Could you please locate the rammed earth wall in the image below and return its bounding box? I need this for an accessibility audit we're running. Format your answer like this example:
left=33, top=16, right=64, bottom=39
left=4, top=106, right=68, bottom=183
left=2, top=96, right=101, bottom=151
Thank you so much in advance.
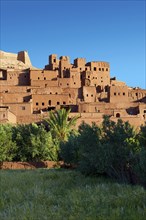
left=0, top=161, right=63, bottom=169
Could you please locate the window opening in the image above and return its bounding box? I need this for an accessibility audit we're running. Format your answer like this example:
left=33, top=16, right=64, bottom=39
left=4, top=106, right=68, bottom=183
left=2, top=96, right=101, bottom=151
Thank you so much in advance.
left=116, top=113, right=120, bottom=118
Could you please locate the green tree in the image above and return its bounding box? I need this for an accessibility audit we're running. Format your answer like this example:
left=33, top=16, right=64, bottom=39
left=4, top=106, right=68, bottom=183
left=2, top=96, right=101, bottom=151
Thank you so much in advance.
left=12, top=123, right=59, bottom=162
left=46, top=108, right=79, bottom=143
left=102, top=116, right=140, bottom=183
left=133, top=124, right=146, bottom=186
left=0, top=124, right=16, bottom=161
left=60, top=134, right=79, bottom=165
left=77, top=122, right=105, bottom=175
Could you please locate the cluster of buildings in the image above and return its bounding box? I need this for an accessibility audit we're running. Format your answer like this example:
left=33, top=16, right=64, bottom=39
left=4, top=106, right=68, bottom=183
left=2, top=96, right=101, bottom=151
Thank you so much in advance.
left=0, top=50, right=146, bottom=127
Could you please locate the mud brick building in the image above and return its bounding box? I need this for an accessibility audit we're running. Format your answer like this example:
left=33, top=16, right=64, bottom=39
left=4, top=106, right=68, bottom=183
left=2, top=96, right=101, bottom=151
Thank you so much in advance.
left=0, top=50, right=146, bottom=127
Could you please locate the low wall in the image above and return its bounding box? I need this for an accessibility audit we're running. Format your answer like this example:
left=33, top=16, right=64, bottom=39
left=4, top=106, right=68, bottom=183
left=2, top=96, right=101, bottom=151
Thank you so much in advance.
left=0, top=161, right=63, bottom=170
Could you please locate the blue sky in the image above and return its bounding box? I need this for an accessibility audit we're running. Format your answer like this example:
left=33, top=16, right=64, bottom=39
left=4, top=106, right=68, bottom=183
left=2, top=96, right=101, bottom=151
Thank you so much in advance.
left=0, top=0, right=146, bottom=88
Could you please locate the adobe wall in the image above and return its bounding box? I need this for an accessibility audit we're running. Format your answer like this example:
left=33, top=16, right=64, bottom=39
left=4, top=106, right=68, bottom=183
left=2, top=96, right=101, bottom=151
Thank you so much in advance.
left=32, top=94, right=69, bottom=111
left=0, top=93, right=31, bottom=104
left=83, top=86, right=96, bottom=102
left=30, top=69, right=58, bottom=81
left=110, top=79, right=126, bottom=86
left=17, top=51, right=32, bottom=66
left=62, top=88, right=79, bottom=105
left=0, top=85, right=31, bottom=93
left=109, top=85, right=129, bottom=103
left=5, top=103, right=33, bottom=117
left=70, top=112, right=145, bottom=129
left=0, top=161, right=63, bottom=170
left=0, top=70, right=30, bottom=86
left=129, top=88, right=146, bottom=102
left=31, top=87, right=62, bottom=95
left=30, top=80, right=59, bottom=87
left=0, top=107, right=17, bottom=124
left=0, top=51, right=17, bottom=60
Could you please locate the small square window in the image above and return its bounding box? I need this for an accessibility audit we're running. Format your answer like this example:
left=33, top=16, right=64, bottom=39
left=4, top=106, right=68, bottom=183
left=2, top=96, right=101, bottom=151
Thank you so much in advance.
left=86, top=94, right=88, bottom=97
left=42, top=102, right=44, bottom=106
left=44, top=77, right=46, bottom=80
left=57, top=102, right=60, bottom=105
left=94, top=67, right=96, bottom=71
left=99, top=68, right=101, bottom=71
left=74, top=82, right=76, bottom=85
left=123, top=92, right=125, bottom=96
left=36, top=102, right=38, bottom=106
left=38, top=77, right=40, bottom=80
left=102, top=68, right=104, bottom=71
left=118, top=93, right=120, bottom=95
left=91, top=94, right=93, bottom=97
left=106, top=68, right=108, bottom=71
left=22, top=106, right=25, bottom=110
left=114, top=93, right=116, bottom=96
left=63, top=101, right=66, bottom=105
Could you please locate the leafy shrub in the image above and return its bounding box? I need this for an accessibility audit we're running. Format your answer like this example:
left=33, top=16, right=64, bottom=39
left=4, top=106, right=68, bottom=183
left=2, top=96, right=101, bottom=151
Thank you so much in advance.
left=0, top=124, right=17, bottom=161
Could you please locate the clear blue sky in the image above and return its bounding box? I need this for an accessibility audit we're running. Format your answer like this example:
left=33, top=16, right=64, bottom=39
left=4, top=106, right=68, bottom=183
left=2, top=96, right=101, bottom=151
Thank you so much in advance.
left=0, top=0, right=146, bottom=88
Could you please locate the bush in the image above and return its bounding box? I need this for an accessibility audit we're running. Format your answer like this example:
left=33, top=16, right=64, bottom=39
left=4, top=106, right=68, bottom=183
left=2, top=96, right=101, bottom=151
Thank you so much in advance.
left=60, top=134, right=79, bottom=165
left=102, top=116, right=140, bottom=183
left=77, top=122, right=107, bottom=176
left=133, top=125, right=146, bottom=186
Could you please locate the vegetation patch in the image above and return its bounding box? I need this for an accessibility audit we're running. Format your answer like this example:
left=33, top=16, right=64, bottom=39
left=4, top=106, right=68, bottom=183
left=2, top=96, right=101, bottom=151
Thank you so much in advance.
left=0, top=169, right=146, bottom=220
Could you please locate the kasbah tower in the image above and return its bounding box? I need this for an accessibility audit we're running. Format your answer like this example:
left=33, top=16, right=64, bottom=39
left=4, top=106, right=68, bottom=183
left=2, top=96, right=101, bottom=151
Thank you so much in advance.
left=0, top=50, right=146, bottom=127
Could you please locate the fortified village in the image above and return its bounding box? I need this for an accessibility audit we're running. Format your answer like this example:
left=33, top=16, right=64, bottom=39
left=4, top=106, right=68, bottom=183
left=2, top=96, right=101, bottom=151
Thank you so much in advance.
left=0, top=50, right=146, bottom=127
